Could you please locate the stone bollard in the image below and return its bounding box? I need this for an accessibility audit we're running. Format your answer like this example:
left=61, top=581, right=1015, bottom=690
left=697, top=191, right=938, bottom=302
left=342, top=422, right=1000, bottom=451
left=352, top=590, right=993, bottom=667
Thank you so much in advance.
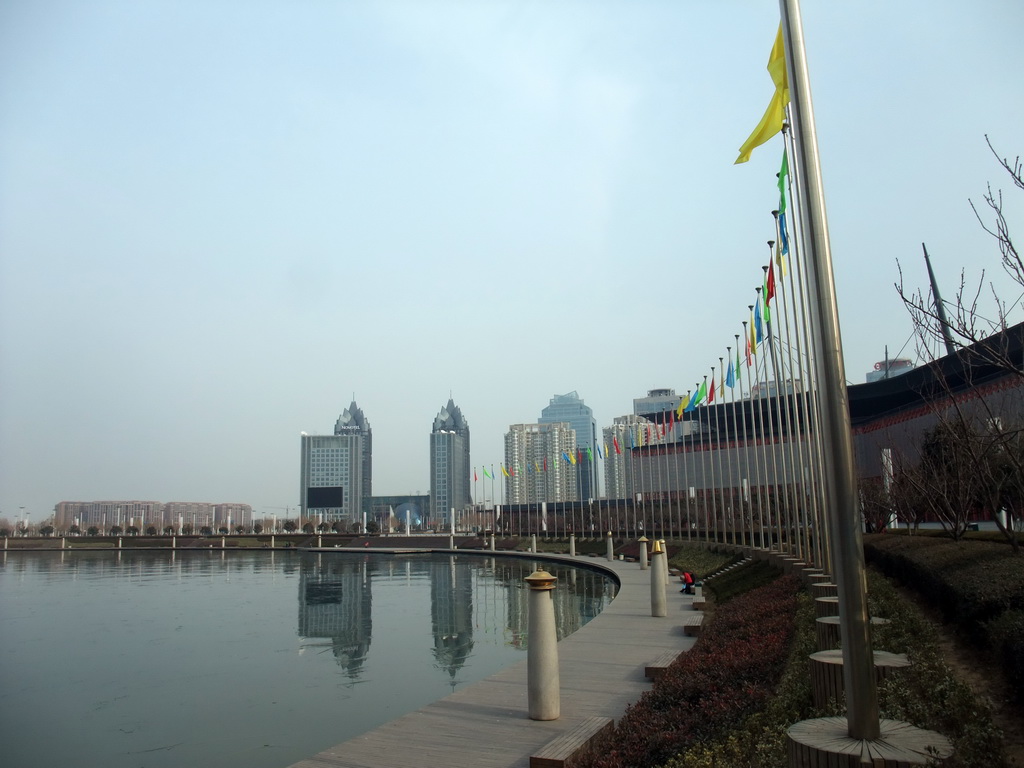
left=317, top=535, right=322, bottom=548
left=118, top=537, right=122, bottom=550
left=490, top=533, right=496, bottom=552
left=61, top=537, right=66, bottom=550
left=449, top=534, right=455, bottom=550
left=270, top=535, right=275, bottom=549
left=221, top=536, right=226, bottom=549
left=172, top=536, right=176, bottom=549
left=606, top=532, right=614, bottom=561
left=650, top=540, right=667, bottom=617
left=659, top=540, right=670, bottom=584
left=569, top=534, right=576, bottom=557
left=525, top=567, right=560, bottom=720
left=531, top=534, right=537, bottom=553
left=639, top=536, right=649, bottom=570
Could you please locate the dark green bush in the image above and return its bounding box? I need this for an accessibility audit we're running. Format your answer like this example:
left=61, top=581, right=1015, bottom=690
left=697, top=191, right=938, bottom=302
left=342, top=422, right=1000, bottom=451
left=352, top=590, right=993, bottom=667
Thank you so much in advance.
left=578, top=574, right=801, bottom=768
left=705, top=559, right=783, bottom=605
left=864, top=534, right=1024, bottom=647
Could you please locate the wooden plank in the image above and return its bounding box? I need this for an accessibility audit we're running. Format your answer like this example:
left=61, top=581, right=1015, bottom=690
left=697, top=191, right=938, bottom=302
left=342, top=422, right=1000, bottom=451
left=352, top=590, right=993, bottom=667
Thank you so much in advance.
left=530, top=716, right=612, bottom=768
left=645, top=650, right=682, bottom=680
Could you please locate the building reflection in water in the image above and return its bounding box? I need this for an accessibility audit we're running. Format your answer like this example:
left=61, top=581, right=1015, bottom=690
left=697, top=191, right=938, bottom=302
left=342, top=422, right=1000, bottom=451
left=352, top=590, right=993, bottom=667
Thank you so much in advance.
left=298, top=554, right=373, bottom=679
left=297, top=554, right=615, bottom=683
left=430, top=556, right=474, bottom=679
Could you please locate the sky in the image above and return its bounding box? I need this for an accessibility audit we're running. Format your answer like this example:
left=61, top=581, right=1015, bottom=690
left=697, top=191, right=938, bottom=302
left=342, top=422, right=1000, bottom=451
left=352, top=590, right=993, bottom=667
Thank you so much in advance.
left=2, top=0, right=1022, bottom=523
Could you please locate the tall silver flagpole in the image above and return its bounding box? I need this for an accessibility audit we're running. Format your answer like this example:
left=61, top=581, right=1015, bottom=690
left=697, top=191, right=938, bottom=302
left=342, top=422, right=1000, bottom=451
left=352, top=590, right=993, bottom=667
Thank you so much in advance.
left=735, top=335, right=755, bottom=548
left=782, top=127, right=831, bottom=573
left=742, top=321, right=765, bottom=547
left=779, top=0, right=879, bottom=738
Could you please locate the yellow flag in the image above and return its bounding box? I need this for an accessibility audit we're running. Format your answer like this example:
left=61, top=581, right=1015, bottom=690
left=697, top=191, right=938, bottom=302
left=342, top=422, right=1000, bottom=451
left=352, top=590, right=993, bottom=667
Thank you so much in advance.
left=735, top=25, right=789, bottom=164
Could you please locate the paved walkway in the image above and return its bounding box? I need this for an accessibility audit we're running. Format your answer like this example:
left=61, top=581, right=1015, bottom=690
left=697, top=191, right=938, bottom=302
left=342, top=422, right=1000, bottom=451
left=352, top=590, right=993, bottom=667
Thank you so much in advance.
left=288, top=550, right=698, bottom=768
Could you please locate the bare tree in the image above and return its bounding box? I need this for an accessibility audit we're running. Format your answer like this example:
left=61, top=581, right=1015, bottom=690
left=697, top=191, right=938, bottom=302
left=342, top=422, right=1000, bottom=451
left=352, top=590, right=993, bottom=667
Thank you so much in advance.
left=892, top=138, right=1023, bottom=551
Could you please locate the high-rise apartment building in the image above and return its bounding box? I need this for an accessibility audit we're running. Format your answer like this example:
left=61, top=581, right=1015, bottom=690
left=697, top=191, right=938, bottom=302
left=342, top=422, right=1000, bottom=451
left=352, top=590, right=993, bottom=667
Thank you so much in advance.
left=602, top=415, right=652, bottom=500
left=539, top=391, right=597, bottom=499
left=504, top=422, right=577, bottom=504
left=300, top=401, right=372, bottom=524
left=429, top=397, right=471, bottom=527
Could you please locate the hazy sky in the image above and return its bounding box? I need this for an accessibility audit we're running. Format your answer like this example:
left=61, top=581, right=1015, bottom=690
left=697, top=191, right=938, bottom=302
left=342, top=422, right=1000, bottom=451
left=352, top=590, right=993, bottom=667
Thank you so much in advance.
left=2, top=1, right=1022, bottom=522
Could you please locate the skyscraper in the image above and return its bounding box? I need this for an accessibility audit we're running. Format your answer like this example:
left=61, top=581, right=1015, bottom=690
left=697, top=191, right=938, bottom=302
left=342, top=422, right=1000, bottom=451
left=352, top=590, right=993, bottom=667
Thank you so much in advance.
left=603, top=415, right=652, bottom=501
left=539, top=391, right=598, bottom=500
left=299, top=400, right=372, bottom=525
left=429, top=397, right=471, bottom=527
left=504, top=422, right=577, bottom=504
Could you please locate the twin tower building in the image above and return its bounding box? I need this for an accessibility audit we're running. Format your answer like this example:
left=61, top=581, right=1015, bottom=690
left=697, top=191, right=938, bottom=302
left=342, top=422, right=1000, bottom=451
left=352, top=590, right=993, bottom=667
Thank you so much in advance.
left=299, top=392, right=599, bottom=530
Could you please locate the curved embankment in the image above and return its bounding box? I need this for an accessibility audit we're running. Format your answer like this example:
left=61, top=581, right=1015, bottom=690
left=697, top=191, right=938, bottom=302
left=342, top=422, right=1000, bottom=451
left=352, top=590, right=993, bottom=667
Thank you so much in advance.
left=286, top=551, right=695, bottom=768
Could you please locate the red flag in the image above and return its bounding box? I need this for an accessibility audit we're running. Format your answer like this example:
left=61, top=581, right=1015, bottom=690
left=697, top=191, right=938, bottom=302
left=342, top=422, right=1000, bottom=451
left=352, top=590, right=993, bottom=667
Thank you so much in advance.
left=708, top=375, right=716, bottom=403
left=543, top=456, right=547, bottom=472
left=474, top=469, right=478, bottom=482
left=577, top=448, right=583, bottom=463
left=613, top=436, right=621, bottom=454
left=767, top=261, right=776, bottom=304
left=669, top=409, right=675, bottom=434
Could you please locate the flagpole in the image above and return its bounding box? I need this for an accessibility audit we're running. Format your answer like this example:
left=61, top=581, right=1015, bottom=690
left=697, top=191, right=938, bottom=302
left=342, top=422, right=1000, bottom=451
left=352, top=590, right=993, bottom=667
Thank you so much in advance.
left=750, top=310, right=773, bottom=547
left=772, top=233, right=813, bottom=565
left=769, top=246, right=807, bottom=562
left=742, top=321, right=765, bottom=548
left=781, top=130, right=832, bottom=574
left=779, top=0, right=879, bottom=739
left=727, top=344, right=745, bottom=547
left=736, top=335, right=754, bottom=549
left=762, top=276, right=795, bottom=557
left=717, top=357, right=732, bottom=545
left=671, top=402, right=683, bottom=540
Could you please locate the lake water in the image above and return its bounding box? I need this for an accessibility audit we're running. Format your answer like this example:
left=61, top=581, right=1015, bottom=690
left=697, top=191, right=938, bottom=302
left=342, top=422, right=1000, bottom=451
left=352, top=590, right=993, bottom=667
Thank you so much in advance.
left=0, top=549, right=616, bottom=768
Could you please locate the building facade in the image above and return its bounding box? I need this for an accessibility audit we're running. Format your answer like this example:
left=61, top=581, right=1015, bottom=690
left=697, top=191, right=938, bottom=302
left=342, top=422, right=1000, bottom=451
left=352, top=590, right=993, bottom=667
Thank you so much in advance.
left=633, top=388, right=680, bottom=418
left=503, top=422, right=578, bottom=504
left=539, top=391, right=598, bottom=500
left=429, top=398, right=472, bottom=527
left=53, top=500, right=252, bottom=532
left=602, top=415, right=653, bottom=501
left=300, top=401, right=372, bottom=525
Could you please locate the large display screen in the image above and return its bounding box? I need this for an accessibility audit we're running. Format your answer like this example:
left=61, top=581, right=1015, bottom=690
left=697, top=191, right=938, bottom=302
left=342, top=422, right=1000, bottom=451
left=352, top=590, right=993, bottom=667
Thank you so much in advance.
left=307, top=486, right=344, bottom=508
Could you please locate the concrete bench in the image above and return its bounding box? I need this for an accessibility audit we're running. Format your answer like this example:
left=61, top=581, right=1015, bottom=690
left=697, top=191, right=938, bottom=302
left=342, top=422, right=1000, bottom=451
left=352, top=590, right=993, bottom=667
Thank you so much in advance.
left=530, top=716, right=613, bottom=768
left=681, top=614, right=704, bottom=636
left=691, top=598, right=706, bottom=610
left=644, top=650, right=684, bottom=681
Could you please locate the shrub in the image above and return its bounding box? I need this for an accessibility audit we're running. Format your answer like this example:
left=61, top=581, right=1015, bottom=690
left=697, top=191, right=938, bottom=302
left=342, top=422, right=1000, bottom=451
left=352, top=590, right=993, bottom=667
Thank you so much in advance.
left=578, top=574, right=801, bottom=768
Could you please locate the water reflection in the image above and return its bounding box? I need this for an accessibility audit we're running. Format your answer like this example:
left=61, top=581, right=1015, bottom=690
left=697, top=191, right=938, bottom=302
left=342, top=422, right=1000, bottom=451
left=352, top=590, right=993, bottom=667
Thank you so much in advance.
left=298, top=555, right=373, bottom=678
left=295, top=554, right=617, bottom=682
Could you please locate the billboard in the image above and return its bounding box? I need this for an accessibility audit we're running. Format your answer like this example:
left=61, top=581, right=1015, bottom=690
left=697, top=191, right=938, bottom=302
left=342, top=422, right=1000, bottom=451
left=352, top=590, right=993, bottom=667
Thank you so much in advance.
left=306, top=486, right=344, bottom=509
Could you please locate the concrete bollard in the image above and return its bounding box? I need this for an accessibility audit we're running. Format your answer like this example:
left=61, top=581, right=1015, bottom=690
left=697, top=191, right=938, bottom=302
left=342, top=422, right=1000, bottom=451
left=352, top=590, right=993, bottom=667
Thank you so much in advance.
left=270, top=535, right=275, bottom=549
left=650, top=540, right=667, bottom=617
left=639, top=536, right=649, bottom=570
left=172, top=536, right=176, bottom=549
left=569, top=534, right=576, bottom=557
left=531, top=534, right=537, bottom=553
left=606, top=532, right=614, bottom=561
left=317, top=535, right=322, bottom=548
left=490, top=533, right=496, bottom=552
left=221, top=536, right=226, bottom=549
left=525, top=567, right=560, bottom=720
left=61, top=537, right=66, bottom=550
left=449, top=534, right=455, bottom=550
left=118, top=537, right=122, bottom=550
left=659, top=540, right=670, bottom=584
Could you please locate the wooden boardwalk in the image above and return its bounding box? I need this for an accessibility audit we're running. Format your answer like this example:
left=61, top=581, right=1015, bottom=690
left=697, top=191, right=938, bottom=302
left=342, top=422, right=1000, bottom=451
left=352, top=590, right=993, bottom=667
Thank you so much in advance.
left=288, top=552, right=699, bottom=768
